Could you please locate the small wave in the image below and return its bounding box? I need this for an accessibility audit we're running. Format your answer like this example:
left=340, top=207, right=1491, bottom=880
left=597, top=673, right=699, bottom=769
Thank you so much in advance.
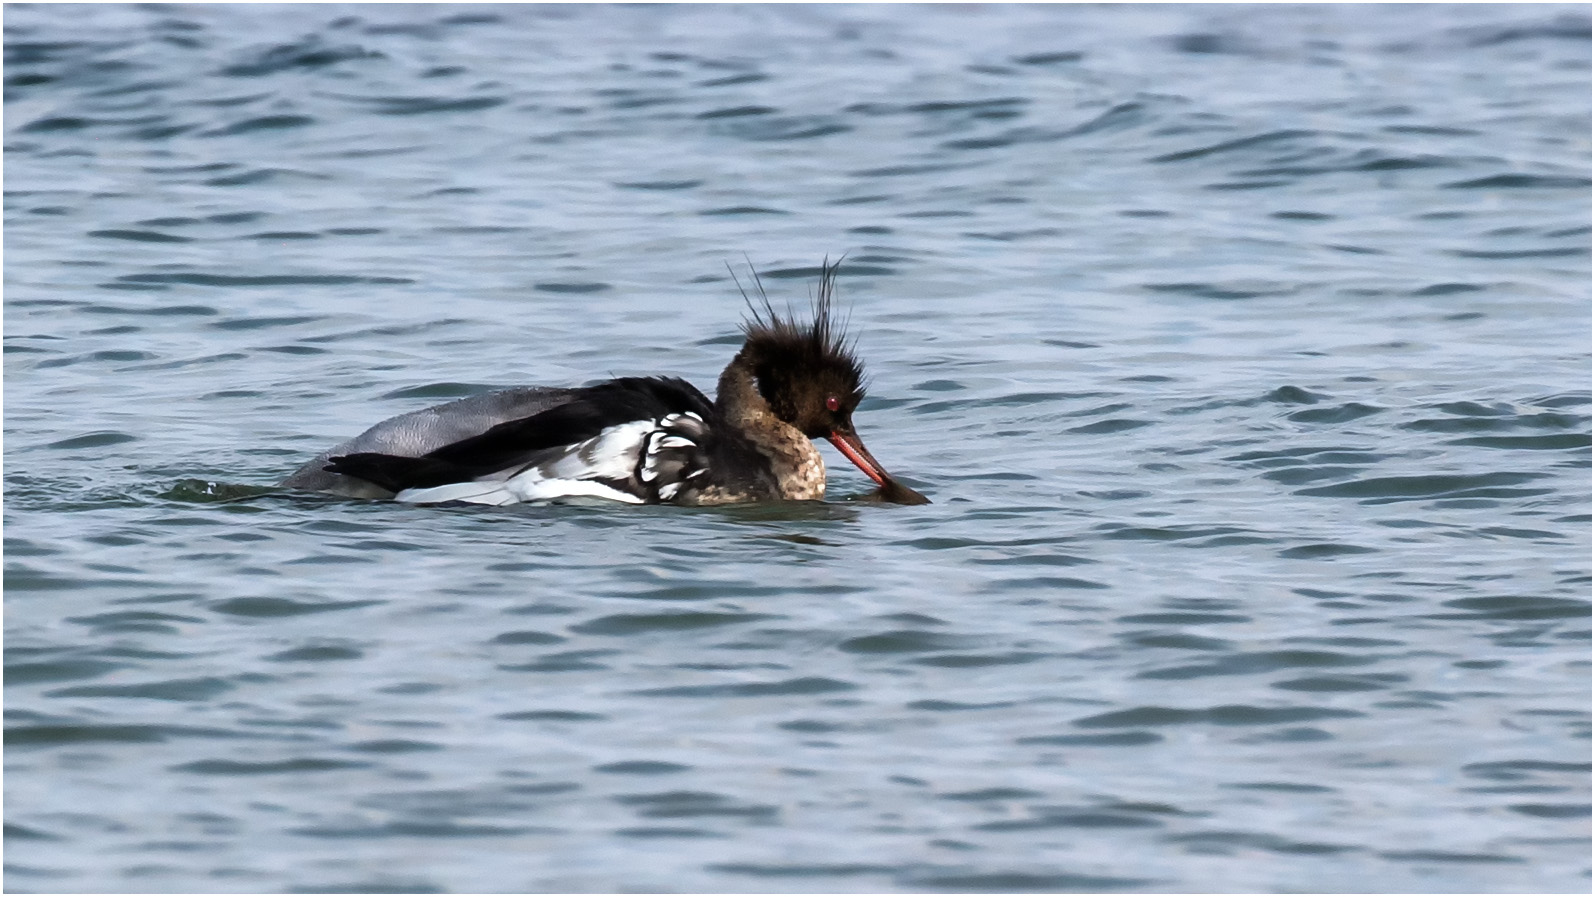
left=975, top=809, right=1161, bottom=831
left=1012, top=51, right=1084, bottom=66
left=266, top=644, right=364, bottom=662
left=1168, top=830, right=1356, bottom=856
left=1296, top=471, right=1549, bottom=503
left=20, top=115, right=93, bottom=132
left=941, top=102, right=1147, bottom=151
left=205, top=167, right=328, bottom=187
left=698, top=205, right=789, bottom=216
left=210, top=596, right=380, bottom=617
left=614, top=789, right=777, bottom=820
left=209, top=315, right=325, bottom=331
left=1074, top=704, right=1362, bottom=728
left=49, top=676, right=235, bottom=702
left=634, top=676, right=855, bottom=698
left=1144, top=281, right=1294, bottom=300
left=1068, top=418, right=1152, bottom=435
left=379, top=381, right=494, bottom=400
left=219, top=38, right=382, bottom=78
left=358, top=95, right=506, bottom=116
left=116, top=272, right=410, bottom=287
left=1402, top=410, right=1584, bottom=433
left=758, top=263, right=894, bottom=279
left=695, top=104, right=776, bottom=119
left=711, top=862, right=897, bottom=878
left=570, top=611, right=774, bottom=636
left=41, top=430, right=137, bottom=450
left=497, top=709, right=605, bottom=722
left=707, top=114, right=851, bottom=141
left=594, top=760, right=691, bottom=775
left=913, top=652, right=1048, bottom=668
left=6, top=723, right=239, bottom=747
left=1149, top=129, right=1319, bottom=164
left=1445, top=174, right=1591, bottom=189
left=1018, top=731, right=1163, bottom=747
left=1273, top=675, right=1398, bottom=693
left=201, top=114, right=315, bottom=136
left=500, top=650, right=619, bottom=673
left=906, top=870, right=1155, bottom=891
left=533, top=281, right=610, bottom=293
left=1451, top=246, right=1586, bottom=260
left=174, top=757, right=371, bottom=775
left=1287, top=403, right=1384, bottom=424
left=1379, top=850, right=1524, bottom=865
left=1457, top=12, right=1591, bottom=47
left=846, top=96, right=1028, bottom=118
left=6, top=657, right=126, bottom=686
left=68, top=610, right=205, bottom=635
left=696, top=72, right=767, bottom=88
left=1448, top=434, right=1590, bottom=451
left=614, top=179, right=703, bottom=190
left=838, top=630, right=973, bottom=654
left=88, top=228, right=192, bottom=243
left=1168, top=32, right=1256, bottom=55
left=1429, top=595, right=1589, bottom=622
left=1413, top=282, right=1486, bottom=295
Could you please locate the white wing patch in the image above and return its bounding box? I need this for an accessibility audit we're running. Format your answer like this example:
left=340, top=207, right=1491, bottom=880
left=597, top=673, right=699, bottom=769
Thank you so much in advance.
left=506, top=477, right=645, bottom=504
left=496, top=419, right=653, bottom=504
left=389, top=414, right=710, bottom=507
left=394, top=481, right=519, bottom=505
left=640, top=412, right=710, bottom=501
left=391, top=417, right=683, bottom=506
left=537, top=420, right=654, bottom=482
left=396, top=478, right=644, bottom=506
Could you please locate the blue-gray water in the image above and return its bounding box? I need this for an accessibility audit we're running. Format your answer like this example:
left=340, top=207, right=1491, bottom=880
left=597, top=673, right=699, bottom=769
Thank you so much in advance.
left=5, top=4, right=1590, bottom=893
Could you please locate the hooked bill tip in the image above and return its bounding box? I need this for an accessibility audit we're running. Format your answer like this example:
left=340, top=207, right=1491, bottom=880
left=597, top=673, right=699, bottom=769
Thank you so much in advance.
left=826, top=431, right=930, bottom=505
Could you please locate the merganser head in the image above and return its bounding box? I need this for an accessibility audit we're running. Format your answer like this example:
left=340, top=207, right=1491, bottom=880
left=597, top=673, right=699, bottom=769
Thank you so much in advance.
left=737, top=258, right=930, bottom=505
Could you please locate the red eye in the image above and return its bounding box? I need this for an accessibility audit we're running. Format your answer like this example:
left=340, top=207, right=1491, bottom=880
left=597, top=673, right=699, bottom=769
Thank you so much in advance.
left=825, top=395, right=840, bottom=412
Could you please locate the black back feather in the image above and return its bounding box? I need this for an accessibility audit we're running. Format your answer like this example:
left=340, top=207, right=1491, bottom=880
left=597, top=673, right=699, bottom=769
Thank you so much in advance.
left=322, top=453, right=476, bottom=494
left=326, top=376, right=714, bottom=493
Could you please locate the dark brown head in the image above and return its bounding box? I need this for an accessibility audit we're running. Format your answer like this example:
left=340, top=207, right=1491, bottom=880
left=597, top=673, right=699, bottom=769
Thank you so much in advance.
left=735, top=258, right=929, bottom=505
left=740, top=259, right=865, bottom=439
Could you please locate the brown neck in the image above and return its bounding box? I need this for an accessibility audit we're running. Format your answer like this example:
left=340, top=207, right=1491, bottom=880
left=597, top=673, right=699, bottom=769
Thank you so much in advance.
left=714, top=348, right=770, bottom=429
left=715, top=349, right=826, bottom=500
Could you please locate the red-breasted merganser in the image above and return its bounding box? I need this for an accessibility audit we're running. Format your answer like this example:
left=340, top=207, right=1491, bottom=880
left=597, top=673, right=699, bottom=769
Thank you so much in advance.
left=279, top=260, right=930, bottom=506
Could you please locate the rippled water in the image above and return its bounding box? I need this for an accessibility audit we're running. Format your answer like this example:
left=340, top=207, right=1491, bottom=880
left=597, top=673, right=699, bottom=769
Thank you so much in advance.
left=6, top=4, right=1591, bottom=893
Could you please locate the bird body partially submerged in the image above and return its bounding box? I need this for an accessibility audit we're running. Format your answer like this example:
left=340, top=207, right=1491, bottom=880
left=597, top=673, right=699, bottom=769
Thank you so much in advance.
left=280, top=260, right=929, bottom=506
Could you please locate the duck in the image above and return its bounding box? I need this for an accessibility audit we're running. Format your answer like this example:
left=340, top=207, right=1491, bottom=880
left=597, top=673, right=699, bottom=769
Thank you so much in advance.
left=279, top=259, right=930, bottom=507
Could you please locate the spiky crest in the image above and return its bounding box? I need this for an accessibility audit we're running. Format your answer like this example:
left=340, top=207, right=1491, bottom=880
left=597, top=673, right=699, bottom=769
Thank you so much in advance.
left=723, top=256, right=867, bottom=433
left=731, top=256, right=857, bottom=368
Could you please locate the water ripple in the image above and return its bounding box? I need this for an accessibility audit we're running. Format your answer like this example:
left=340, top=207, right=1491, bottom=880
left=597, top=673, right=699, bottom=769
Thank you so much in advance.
left=5, top=3, right=1587, bottom=894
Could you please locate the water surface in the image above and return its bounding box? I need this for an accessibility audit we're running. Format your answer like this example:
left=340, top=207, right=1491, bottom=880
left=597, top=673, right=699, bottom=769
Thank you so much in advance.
left=5, top=4, right=1590, bottom=892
